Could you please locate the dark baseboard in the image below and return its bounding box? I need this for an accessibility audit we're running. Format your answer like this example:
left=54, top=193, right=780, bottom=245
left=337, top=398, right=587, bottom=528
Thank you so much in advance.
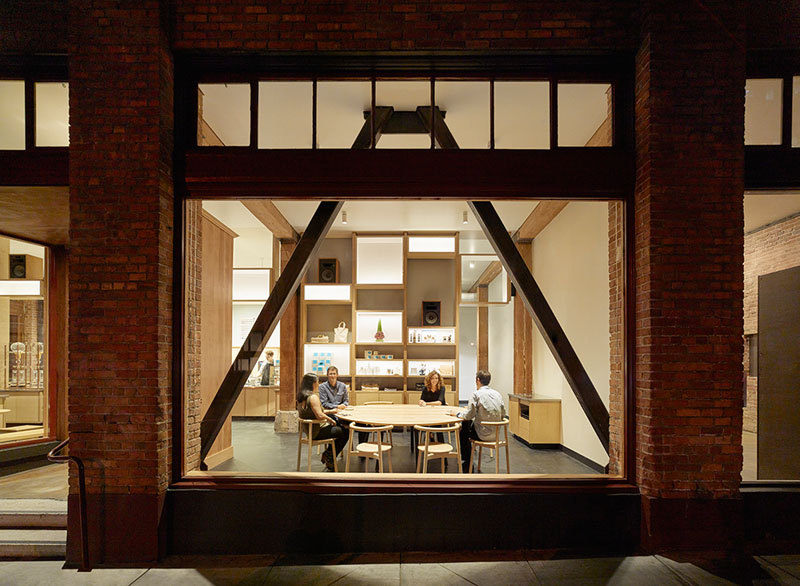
left=512, top=434, right=605, bottom=473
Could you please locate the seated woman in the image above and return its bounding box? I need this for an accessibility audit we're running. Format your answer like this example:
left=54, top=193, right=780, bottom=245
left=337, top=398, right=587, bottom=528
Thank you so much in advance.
left=296, top=372, right=348, bottom=471
left=418, top=370, right=446, bottom=406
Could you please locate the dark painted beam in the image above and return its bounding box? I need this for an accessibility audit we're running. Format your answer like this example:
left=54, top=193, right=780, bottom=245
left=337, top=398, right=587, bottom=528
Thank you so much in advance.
left=469, top=201, right=610, bottom=453
left=200, top=201, right=343, bottom=463
left=416, top=106, right=459, bottom=149
left=352, top=106, right=393, bottom=149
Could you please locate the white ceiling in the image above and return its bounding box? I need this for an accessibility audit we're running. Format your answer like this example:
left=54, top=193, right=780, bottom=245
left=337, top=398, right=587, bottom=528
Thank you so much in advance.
left=744, top=191, right=800, bottom=232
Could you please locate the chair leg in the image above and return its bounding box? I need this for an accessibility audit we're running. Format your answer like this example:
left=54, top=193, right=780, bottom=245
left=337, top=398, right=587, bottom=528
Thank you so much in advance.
left=307, top=438, right=313, bottom=473
left=468, top=442, right=474, bottom=474
left=416, top=449, right=422, bottom=473
left=387, top=449, right=393, bottom=473
left=296, top=435, right=302, bottom=472
left=331, top=441, right=338, bottom=472
left=477, top=445, right=483, bottom=473
left=495, top=444, right=500, bottom=474
left=505, top=428, right=511, bottom=474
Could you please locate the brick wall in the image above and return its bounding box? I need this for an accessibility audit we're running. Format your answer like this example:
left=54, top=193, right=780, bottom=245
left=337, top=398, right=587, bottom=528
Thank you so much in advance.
left=634, top=1, right=745, bottom=499
left=608, top=201, right=624, bottom=476
left=172, top=0, right=638, bottom=51
left=742, top=213, right=800, bottom=433
left=185, top=200, right=202, bottom=472
left=68, top=1, right=174, bottom=495
left=0, top=1, right=68, bottom=54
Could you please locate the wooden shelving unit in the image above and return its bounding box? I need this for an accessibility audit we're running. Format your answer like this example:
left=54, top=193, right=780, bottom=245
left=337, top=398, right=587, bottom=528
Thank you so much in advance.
left=300, top=232, right=461, bottom=406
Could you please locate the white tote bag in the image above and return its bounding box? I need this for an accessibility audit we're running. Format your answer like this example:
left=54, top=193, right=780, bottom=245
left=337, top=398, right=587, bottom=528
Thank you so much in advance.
left=333, top=321, right=349, bottom=343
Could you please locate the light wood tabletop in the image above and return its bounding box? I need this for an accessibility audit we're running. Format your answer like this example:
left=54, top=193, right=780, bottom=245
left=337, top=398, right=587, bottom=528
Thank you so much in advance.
left=336, top=404, right=461, bottom=427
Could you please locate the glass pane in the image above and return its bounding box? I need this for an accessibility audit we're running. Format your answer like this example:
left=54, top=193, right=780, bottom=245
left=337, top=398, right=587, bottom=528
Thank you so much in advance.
left=558, top=83, right=612, bottom=147
left=197, top=83, right=250, bottom=146
left=35, top=82, right=69, bottom=147
left=376, top=81, right=430, bottom=149
left=258, top=81, right=312, bottom=149
left=435, top=81, right=489, bottom=149
left=0, top=81, right=25, bottom=150
left=745, top=78, right=783, bottom=145
left=317, top=81, right=370, bottom=149
left=460, top=255, right=508, bottom=303
left=494, top=81, right=549, bottom=149
left=793, top=77, right=799, bottom=148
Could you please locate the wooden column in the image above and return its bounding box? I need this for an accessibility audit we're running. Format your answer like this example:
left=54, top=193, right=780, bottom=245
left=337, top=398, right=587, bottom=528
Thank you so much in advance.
left=477, top=286, right=488, bottom=371
left=513, top=241, right=533, bottom=397
left=278, top=239, right=298, bottom=411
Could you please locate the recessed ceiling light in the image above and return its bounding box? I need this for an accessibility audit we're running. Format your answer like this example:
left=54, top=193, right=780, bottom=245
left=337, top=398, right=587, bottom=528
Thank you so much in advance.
left=342, top=211, right=348, bottom=225
left=469, top=262, right=475, bottom=269
left=462, top=211, right=468, bottom=224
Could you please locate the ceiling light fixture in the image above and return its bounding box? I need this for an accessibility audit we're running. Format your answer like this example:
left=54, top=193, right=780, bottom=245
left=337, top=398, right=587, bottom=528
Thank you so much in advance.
left=469, top=262, right=475, bottom=269
left=342, top=211, right=348, bottom=225
left=462, top=211, right=468, bottom=224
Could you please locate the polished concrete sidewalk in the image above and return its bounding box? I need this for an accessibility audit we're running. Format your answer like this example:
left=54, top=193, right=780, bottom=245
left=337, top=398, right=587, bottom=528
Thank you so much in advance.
left=0, top=552, right=798, bottom=585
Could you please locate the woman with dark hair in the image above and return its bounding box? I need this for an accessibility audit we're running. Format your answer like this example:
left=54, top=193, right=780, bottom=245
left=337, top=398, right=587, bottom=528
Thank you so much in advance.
left=418, top=370, right=446, bottom=406
left=296, top=372, right=348, bottom=471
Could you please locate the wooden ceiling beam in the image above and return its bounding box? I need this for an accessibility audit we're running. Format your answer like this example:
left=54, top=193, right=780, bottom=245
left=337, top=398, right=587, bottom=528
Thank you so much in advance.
left=513, top=201, right=569, bottom=241
left=243, top=200, right=299, bottom=242
left=467, top=261, right=502, bottom=293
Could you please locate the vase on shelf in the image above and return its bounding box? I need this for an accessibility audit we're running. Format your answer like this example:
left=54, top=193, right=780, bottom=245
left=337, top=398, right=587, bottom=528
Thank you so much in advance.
left=374, top=319, right=385, bottom=342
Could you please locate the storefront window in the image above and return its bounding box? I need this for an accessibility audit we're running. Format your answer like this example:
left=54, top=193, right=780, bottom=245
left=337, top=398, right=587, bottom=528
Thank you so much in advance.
left=0, top=236, right=48, bottom=444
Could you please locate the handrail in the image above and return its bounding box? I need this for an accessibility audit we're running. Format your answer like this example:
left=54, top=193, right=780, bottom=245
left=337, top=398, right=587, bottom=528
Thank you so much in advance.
left=47, top=438, right=90, bottom=572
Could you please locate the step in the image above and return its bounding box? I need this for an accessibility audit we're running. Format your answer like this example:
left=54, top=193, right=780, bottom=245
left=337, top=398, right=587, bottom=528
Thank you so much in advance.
left=0, top=499, right=67, bottom=529
left=0, top=529, right=66, bottom=558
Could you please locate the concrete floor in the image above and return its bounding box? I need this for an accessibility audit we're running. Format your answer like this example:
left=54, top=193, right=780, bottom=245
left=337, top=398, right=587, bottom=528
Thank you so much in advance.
left=212, top=419, right=600, bottom=475
left=1, top=553, right=799, bottom=585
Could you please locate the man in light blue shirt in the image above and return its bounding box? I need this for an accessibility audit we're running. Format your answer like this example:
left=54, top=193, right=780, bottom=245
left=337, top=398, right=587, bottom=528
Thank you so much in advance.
left=318, top=366, right=348, bottom=411
left=450, top=370, right=506, bottom=473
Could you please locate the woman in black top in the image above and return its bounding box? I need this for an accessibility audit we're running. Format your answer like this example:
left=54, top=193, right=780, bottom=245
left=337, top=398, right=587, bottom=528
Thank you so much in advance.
left=418, top=370, right=446, bottom=406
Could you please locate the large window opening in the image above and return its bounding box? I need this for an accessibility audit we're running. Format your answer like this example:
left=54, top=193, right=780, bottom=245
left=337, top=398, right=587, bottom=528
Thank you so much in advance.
left=182, top=199, right=625, bottom=478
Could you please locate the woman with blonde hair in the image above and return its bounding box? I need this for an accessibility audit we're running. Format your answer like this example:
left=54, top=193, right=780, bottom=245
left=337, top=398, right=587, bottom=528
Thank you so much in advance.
left=418, top=370, right=446, bottom=406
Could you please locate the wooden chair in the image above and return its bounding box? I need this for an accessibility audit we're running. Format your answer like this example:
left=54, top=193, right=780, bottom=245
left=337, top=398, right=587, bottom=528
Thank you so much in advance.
left=345, top=422, right=394, bottom=472
left=468, top=418, right=510, bottom=474
left=414, top=423, right=461, bottom=474
left=296, top=418, right=338, bottom=472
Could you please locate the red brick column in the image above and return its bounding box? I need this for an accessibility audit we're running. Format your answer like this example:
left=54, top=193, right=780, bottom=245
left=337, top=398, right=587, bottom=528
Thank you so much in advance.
left=635, top=1, right=745, bottom=550
left=68, top=1, right=173, bottom=564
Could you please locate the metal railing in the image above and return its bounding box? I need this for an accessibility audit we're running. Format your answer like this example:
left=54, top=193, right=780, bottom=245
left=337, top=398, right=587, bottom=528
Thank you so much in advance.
left=47, top=438, right=90, bottom=572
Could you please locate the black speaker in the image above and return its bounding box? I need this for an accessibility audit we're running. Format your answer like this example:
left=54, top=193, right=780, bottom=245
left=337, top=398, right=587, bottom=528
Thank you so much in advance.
left=9, top=255, right=28, bottom=279
left=319, top=258, right=339, bottom=283
left=422, top=301, right=441, bottom=326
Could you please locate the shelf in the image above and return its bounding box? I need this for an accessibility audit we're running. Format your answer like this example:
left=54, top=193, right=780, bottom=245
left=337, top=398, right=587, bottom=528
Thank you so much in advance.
left=304, top=299, right=351, bottom=305
left=303, top=284, right=352, bottom=302
left=407, top=343, right=456, bottom=347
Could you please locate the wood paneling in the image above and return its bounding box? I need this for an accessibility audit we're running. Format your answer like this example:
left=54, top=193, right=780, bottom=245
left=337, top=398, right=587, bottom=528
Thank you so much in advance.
left=200, top=211, right=234, bottom=464
left=513, top=242, right=533, bottom=397
left=279, top=240, right=298, bottom=412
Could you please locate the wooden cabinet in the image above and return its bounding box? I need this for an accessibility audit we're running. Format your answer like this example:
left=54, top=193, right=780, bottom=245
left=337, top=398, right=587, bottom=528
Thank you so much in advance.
left=232, top=386, right=280, bottom=417
left=508, top=394, right=561, bottom=445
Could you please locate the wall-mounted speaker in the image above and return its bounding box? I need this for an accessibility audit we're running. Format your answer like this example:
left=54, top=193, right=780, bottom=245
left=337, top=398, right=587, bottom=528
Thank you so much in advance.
left=422, top=301, right=441, bottom=326
left=319, top=258, right=339, bottom=283
left=9, top=254, right=44, bottom=280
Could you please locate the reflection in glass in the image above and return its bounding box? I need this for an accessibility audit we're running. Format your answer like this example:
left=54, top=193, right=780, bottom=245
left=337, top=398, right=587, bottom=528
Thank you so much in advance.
left=745, top=78, right=783, bottom=145
left=375, top=81, right=430, bottom=149
left=317, top=81, right=371, bottom=148
left=258, top=81, right=312, bottom=149
left=197, top=83, right=250, bottom=146
left=35, top=82, right=69, bottom=147
left=558, top=83, right=612, bottom=147
left=0, top=81, right=25, bottom=150
left=494, top=82, right=549, bottom=149
left=435, top=82, right=489, bottom=149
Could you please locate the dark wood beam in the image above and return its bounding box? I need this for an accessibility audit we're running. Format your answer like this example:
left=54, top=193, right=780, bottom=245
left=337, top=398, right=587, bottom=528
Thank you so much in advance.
left=184, top=149, right=631, bottom=200
left=352, top=106, right=393, bottom=149
left=416, top=106, right=459, bottom=149
left=469, top=201, right=610, bottom=453
left=513, top=201, right=569, bottom=241
left=242, top=200, right=299, bottom=241
left=467, top=261, right=502, bottom=294
left=200, top=200, right=343, bottom=463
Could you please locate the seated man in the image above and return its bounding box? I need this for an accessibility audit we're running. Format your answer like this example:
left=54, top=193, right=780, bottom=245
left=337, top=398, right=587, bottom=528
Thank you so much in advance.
left=318, top=365, right=348, bottom=411
left=450, top=370, right=506, bottom=473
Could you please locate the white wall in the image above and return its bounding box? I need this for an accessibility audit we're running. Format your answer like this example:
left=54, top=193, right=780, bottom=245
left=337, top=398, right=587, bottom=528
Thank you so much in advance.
left=457, top=306, right=477, bottom=403
left=233, top=227, right=273, bottom=268
left=531, top=202, right=610, bottom=467
left=488, top=301, right=514, bottom=409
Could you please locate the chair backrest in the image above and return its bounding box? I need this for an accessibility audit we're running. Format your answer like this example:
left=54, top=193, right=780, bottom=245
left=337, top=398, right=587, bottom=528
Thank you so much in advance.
left=298, top=418, right=326, bottom=439
left=364, top=401, right=393, bottom=405
left=348, top=422, right=393, bottom=434
left=480, top=418, right=509, bottom=442
left=413, top=423, right=461, bottom=434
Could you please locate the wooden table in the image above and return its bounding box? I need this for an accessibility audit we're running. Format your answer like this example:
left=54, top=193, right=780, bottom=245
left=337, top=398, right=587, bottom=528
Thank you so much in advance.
left=336, top=404, right=461, bottom=427
left=336, top=404, right=462, bottom=456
